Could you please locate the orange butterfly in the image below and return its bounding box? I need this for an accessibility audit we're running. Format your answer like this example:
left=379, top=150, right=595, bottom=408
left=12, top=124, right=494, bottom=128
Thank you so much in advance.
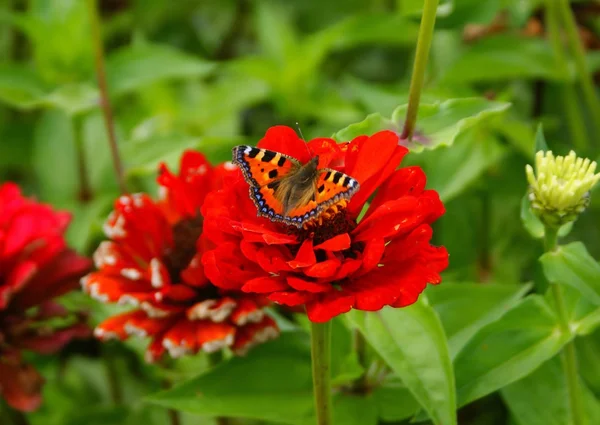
left=232, top=146, right=360, bottom=228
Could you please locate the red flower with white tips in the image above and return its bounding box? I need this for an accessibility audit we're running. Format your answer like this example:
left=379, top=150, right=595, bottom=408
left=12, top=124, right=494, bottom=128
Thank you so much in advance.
left=0, top=183, right=91, bottom=412
left=202, top=126, right=448, bottom=323
left=82, top=151, right=278, bottom=362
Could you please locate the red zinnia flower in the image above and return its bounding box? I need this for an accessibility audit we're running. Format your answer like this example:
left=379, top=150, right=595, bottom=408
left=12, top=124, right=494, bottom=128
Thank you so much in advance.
left=82, top=151, right=279, bottom=362
left=0, top=183, right=91, bottom=411
left=202, top=126, right=448, bottom=323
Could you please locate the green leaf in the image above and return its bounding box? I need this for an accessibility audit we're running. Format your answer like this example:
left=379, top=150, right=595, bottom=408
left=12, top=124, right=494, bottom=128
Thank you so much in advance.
left=347, top=301, right=456, bottom=425
left=390, top=98, right=511, bottom=152
left=441, top=35, right=566, bottom=83
left=253, top=0, right=297, bottom=63
left=333, top=98, right=510, bottom=153
left=332, top=113, right=396, bottom=142
left=454, top=295, right=570, bottom=406
left=577, top=330, right=600, bottom=395
left=32, top=110, right=78, bottom=202
left=373, top=379, right=420, bottom=422
left=411, top=129, right=506, bottom=202
left=43, top=83, right=99, bottom=116
left=328, top=13, right=419, bottom=49
left=0, top=64, right=48, bottom=109
left=122, top=134, right=241, bottom=177
left=106, top=44, right=215, bottom=97
left=534, top=123, right=549, bottom=154
left=502, top=356, right=600, bottom=425
left=146, top=332, right=376, bottom=425
left=426, top=282, right=531, bottom=358
left=540, top=242, right=600, bottom=306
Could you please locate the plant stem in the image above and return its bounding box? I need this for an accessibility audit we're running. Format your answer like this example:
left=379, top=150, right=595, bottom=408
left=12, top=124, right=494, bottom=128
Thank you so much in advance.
left=401, top=0, right=439, bottom=140
left=87, top=0, right=127, bottom=194
left=544, top=227, right=587, bottom=425
left=73, top=115, right=93, bottom=203
left=310, top=321, right=332, bottom=425
left=557, top=0, right=600, bottom=141
left=160, top=378, right=182, bottom=425
left=544, top=0, right=588, bottom=150
left=351, top=329, right=369, bottom=394
left=103, top=347, right=123, bottom=405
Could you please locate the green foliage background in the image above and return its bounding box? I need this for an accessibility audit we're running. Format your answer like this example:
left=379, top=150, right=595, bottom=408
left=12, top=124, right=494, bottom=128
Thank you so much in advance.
left=1, top=0, right=600, bottom=424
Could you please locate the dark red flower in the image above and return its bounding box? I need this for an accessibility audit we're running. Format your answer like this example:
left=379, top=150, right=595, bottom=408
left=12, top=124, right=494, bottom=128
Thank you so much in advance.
left=202, top=126, right=448, bottom=323
left=82, top=151, right=278, bottom=362
left=0, top=183, right=91, bottom=411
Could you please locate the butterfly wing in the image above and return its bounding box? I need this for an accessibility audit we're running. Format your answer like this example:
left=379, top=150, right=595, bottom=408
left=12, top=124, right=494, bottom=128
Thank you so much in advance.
left=284, top=169, right=360, bottom=226
left=232, top=145, right=300, bottom=219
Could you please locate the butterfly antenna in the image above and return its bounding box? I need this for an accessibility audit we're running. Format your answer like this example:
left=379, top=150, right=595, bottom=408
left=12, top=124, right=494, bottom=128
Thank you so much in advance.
left=296, top=122, right=313, bottom=158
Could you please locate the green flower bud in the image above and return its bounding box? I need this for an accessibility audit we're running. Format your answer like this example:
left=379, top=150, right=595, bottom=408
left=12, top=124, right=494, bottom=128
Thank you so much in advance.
left=526, top=150, right=600, bottom=227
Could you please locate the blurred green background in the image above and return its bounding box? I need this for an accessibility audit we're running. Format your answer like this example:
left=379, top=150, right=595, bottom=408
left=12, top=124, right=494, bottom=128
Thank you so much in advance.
left=2, top=0, right=600, bottom=424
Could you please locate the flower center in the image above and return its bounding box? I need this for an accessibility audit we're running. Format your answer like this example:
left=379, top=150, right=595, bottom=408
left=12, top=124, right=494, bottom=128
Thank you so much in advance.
left=163, top=214, right=204, bottom=284
left=290, top=209, right=357, bottom=246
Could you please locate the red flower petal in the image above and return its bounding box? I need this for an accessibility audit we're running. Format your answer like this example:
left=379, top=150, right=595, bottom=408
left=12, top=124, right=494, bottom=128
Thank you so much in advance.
left=268, top=291, right=314, bottom=306
left=232, top=316, right=279, bottom=355
left=303, top=258, right=342, bottom=278
left=345, top=131, right=408, bottom=215
left=196, top=321, right=236, bottom=353
left=242, top=276, right=289, bottom=293
left=286, top=276, right=331, bottom=293
left=364, top=166, right=427, bottom=219
left=314, top=233, right=351, bottom=251
left=257, top=126, right=311, bottom=164
left=230, top=298, right=265, bottom=326
left=18, top=323, right=90, bottom=355
left=288, top=239, right=316, bottom=268
left=0, top=362, right=44, bottom=412
left=163, top=318, right=199, bottom=357
left=0, top=260, right=36, bottom=309
left=352, top=197, right=420, bottom=242
left=359, top=238, right=385, bottom=274
left=187, top=297, right=236, bottom=322
left=306, top=293, right=355, bottom=323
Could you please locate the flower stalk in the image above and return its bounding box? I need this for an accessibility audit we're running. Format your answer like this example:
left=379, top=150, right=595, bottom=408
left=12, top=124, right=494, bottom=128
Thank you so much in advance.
left=87, top=0, right=127, bottom=194
left=401, top=0, right=439, bottom=140
left=544, top=0, right=588, bottom=150
left=556, top=0, right=600, bottom=137
left=310, top=321, right=332, bottom=425
left=544, top=227, right=587, bottom=425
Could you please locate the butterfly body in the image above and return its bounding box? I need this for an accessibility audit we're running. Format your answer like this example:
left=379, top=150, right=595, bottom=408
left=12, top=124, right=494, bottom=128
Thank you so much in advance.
left=232, top=145, right=359, bottom=228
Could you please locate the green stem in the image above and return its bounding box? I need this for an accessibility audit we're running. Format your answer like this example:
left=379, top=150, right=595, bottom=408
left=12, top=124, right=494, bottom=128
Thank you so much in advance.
left=544, top=227, right=587, bottom=425
left=87, top=0, right=127, bottom=194
left=557, top=0, right=600, bottom=140
left=103, top=347, right=123, bottom=405
left=310, top=321, right=332, bottom=425
left=351, top=329, right=369, bottom=394
left=401, top=0, right=439, bottom=140
left=544, top=0, right=588, bottom=150
left=73, top=115, right=93, bottom=203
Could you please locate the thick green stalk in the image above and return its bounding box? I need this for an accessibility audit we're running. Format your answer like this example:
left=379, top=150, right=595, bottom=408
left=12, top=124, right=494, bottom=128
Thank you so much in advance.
left=544, top=0, right=588, bottom=150
left=401, top=0, right=439, bottom=140
left=557, top=0, right=600, bottom=138
left=87, top=0, right=127, bottom=194
left=544, top=227, right=587, bottom=425
left=310, top=321, right=332, bottom=425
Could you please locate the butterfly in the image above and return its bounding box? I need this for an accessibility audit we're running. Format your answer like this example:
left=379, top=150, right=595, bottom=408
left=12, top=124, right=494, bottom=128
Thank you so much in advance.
left=232, top=145, right=360, bottom=228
